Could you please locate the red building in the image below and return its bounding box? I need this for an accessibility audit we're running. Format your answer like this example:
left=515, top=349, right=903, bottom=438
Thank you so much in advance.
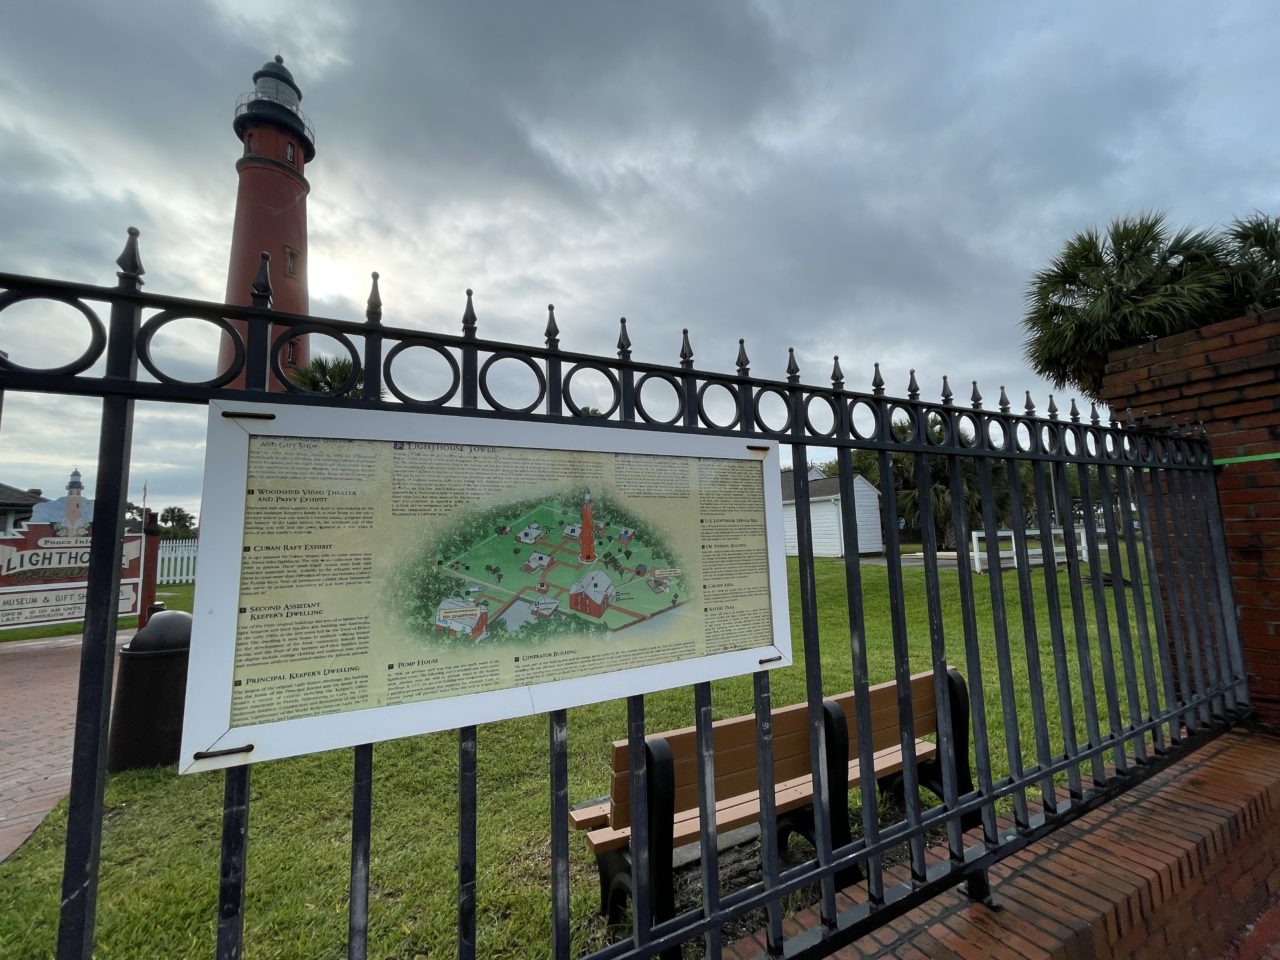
left=217, top=56, right=316, bottom=388
left=568, top=570, right=614, bottom=619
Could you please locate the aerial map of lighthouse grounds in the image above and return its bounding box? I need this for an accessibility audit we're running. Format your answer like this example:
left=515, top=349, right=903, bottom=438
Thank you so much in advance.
left=181, top=405, right=790, bottom=770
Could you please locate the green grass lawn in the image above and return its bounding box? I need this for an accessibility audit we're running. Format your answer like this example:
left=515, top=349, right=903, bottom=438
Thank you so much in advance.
left=0, top=556, right=1168, bottom=959
left=0, top=583, right=196, bottom=643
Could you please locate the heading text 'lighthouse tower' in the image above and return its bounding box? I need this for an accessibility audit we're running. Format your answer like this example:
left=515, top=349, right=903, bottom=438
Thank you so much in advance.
left=217, top=55, right=315, bottom=388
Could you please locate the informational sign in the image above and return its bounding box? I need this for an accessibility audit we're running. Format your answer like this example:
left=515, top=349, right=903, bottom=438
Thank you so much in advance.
left=181, top=401, right=791, bottom=772
left=0, top=530, right=143, bottom=627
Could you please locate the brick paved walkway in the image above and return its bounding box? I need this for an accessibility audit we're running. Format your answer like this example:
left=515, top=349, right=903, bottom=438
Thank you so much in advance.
left=0, top=632, right=131, bottom=861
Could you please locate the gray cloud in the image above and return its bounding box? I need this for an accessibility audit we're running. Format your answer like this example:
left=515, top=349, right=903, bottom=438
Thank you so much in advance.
left=2, top=1, right=1279, bottom=497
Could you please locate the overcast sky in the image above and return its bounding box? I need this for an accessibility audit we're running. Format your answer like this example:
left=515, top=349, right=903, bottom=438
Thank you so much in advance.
left=2, top=1, right=1277, bottom=517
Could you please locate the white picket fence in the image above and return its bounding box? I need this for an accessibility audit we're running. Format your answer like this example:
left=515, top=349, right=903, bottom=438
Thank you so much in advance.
left=157, top=537, right=199, bottom=584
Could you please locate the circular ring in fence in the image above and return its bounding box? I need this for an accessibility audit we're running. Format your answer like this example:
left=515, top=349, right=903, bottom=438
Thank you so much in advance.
left=1170, top=438, right=1186, bottom=464
left=984, top=415, right=1010, bottom=453
left=753, top=386, right=792, bottom=435
left=384, top=338, right=460, bottom=406
left=1153, top=436, right=1169, bottom=463
left=1014, top=419, right=1035, bottom=453
left=955, top=412, right=980, bottom=448
left=1199, top=445, right=1213, bottom=467
left=848, top=399, right=879, bottom=442
left=1121, top=434, right=1138, bottom=461
left=1062, top=425, right=1081, bottom=457
left=479, top=351, right=547, bottom=414
left=697, top=380, right=741, bottom=430
left=1039, top=423, right=1061, bottom=456
left=634, top=372, right=685, bottom=425
left=890, top=405, right=917, bottom=442
left=803, top=394, right=838, bottom=438
left=1103, top=430, right=1121, bottom=460
left=1084, top=428, right=1101, bottom=458
left=136, top=310, right=245, bottom=387
left=0, top=291, right=106, bottom=376
left=1136, top=435, right=1152, bottom=462
left=562, top=362, right=620, bottom=419
left=925, top=410, right=950, bottom=446
left=271, top=324, right=362, bottom=397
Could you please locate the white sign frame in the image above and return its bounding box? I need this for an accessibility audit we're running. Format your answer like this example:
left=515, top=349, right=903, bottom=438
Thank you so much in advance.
left=180, top=400, right=791, bottom=773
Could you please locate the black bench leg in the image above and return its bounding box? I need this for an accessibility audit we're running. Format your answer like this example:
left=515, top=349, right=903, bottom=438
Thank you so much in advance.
left=645, top=738, right=677, bottom=933
left=822, top=700, right=862, bottom=888
left=945, top=668, right=983, bottom=833
left=596, top=849, right=632, bottom=925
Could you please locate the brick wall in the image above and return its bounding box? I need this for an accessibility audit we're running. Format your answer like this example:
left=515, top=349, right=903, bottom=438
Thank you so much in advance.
left=1100, top=310, right=1280, bottom=724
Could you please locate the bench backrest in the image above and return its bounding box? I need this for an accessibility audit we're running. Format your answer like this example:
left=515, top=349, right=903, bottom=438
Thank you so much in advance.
left=607, top=670, right=941, bottom=830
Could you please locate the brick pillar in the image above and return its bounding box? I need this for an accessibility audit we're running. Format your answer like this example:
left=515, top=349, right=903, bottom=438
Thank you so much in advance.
left=1100, top=311, right=1280, bottom=723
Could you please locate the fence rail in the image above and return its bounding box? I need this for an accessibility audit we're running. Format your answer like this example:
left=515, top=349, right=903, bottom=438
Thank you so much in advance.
left=0, top=230, right=1250, bottom=960
left=156, top=537, right=198, bottom=584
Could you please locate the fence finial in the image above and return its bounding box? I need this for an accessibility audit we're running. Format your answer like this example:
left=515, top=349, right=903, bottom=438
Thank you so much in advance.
left=1024, top=390, right=1036, bottom=416
left=999, top=385, right=1010, bottom=413
left=1047, top=394, right=1059, bottom=420
left=872, top=362, right=885, bottom=396
left=941, top=375, right=953, bottom=405
left=1069, top=398, right=1080, bottom=423
left=679, top=328, right=694, bottom=369
left=544, top=305, right=559, bottom=348
left=116, top=226, right=145, bottom=283
left=831, top=355, right=844, bottom=389
left=365, top=272, right=382, bottom=326
left=907, top=369, right=919, bottom=400
left=250, top=252, right=272, bottom=308
left=1126, top=406, right=1137, bottom=429
left=462, top=289, right=477, bottom=337
left=617, top=318, right=631, bottom=359
left=786, top=347, right=800, bottom=383
left=736, top=338, right=750, bottom=376
left=970, top=380, right=982, bottom=409
left=1090, top=402, right=1101, bottom=426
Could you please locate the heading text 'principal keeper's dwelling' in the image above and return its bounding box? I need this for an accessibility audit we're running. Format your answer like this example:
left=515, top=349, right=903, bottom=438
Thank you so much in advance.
left=780, top=466, right=882, bottom=557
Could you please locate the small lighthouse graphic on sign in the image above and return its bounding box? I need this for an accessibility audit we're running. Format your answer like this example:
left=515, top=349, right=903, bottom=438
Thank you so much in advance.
left=580, top=487, right=596, bottom=564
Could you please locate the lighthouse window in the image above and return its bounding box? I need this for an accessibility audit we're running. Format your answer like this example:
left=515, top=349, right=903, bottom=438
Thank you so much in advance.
left=286, top=142, right=295, bottom=163
left=286, top=249, right=299, bottom=277
left=244, top=133, right=253, bottom=156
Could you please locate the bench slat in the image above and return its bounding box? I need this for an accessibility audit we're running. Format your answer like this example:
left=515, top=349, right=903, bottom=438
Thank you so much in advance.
left=585, top=739, right=937, bottom=853
left=607, top=672, right=942, bottom=829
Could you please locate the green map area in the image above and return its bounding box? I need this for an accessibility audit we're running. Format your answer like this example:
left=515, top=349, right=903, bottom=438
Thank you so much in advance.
left=387, top=489, right=689, bottom=649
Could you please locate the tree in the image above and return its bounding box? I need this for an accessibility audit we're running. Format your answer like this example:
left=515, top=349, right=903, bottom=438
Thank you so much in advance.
left=288, top=355, right=381, bottom=398
left=1022, top=212, right=1280, bottom=400
left=159, top=505, right=195, bottom=537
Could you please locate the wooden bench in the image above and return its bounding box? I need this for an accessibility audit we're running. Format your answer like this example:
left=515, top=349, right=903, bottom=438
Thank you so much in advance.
left=571, top=667, right=978, bottom=925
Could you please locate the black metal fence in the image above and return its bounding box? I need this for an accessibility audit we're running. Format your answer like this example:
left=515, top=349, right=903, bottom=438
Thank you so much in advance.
left=0, top=230, right=1250, bottom=960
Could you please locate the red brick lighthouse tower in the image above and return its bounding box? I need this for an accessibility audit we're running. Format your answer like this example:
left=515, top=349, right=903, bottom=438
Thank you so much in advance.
left=217, top=55, right=315, bottom=388
left=580, top=487, right=596, bottom=564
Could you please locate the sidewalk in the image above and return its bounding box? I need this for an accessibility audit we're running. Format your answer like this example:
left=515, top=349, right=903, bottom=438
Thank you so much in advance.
left=0, top=631, right=133, bottom=861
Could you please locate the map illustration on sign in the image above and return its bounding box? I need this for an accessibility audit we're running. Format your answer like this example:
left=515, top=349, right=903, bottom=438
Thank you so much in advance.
left=181, top=403, right=791, bottom=771
left=386, top=485, right=687, bottom=650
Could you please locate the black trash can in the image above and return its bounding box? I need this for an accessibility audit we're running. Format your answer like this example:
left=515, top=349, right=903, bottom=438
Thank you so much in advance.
left=107, top=610, right=192, bottom=773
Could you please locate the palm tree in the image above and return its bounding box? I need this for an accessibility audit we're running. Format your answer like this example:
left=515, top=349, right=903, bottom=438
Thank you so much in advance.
left=288, top=355, right=379, bottom=398
left=1224, top=212, right=1280, bottom=312
left=1022, top=213, right=1233, bottom=400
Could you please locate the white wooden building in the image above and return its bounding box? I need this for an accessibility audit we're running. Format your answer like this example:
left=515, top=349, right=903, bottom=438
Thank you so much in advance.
left=780, top=467, right=883, bottom=557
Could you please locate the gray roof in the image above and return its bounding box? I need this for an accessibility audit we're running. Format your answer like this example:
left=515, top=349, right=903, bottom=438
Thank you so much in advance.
left=779, top=471, right=840, bottom=503
left=0, top=483, right=47, bottom=510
